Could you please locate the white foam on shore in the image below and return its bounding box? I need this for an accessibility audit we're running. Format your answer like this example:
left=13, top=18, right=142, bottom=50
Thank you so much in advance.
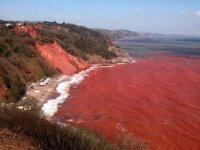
left=131, top=59, right=136, bottom=63
left=41, top=65, right=98, bottom=118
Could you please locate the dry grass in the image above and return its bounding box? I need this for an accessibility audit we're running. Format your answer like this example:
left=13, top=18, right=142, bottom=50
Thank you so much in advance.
left=0, top=107, right=118, bottom=150
left=117, top=134, right=149, bottom=150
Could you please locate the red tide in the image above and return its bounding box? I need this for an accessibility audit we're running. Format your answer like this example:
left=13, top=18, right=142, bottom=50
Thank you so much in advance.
left=55, top=54, right=200, bottom=150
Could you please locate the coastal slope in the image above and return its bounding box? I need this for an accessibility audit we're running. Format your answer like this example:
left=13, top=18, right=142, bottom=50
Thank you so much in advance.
left=0, top=21, right=131, bottom=102
left=36, top=41, right=89, bottom=75
left=94, top=28, right=164, bottom=41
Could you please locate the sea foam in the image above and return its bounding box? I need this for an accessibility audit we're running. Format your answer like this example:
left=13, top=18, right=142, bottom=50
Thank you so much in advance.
left=41, top=65, right=98, bottom=118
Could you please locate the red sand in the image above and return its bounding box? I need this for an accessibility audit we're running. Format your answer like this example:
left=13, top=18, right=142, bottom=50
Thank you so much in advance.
left=55, top=54, right=200, bottom=149
left=36, top=42, right=89, bottom=75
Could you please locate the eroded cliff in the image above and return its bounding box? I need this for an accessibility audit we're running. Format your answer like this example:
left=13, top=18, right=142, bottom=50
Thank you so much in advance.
left=36, top=41, right=89, bottom=75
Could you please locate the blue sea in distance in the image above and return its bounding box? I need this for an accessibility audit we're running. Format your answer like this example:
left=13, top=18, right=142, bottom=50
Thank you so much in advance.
left=116, top=35, right=200, bottom=58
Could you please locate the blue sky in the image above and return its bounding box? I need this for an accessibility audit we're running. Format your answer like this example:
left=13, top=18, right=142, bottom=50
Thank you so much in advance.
left=0, top=0, right=200, bottom=35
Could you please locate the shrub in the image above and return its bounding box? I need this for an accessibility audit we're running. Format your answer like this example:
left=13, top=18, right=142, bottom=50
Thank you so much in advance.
left=37, top=23, right=117, bottom=60
left=0, top=25, right=58, bottom=102
left=0, top=107, right=118, bottom=150
left=0, top=43, right=10, bottom=57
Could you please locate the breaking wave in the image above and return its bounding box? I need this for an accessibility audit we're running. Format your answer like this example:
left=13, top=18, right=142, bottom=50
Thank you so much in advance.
left=41, top=65, right=99, bottom=118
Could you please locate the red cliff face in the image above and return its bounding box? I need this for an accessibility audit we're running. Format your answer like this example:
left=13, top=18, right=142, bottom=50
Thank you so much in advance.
left=13, top=24, right=89, bottom=74
left=13, top=24, right=37, bottom=37
left=36, top=42, right=89, bottom=75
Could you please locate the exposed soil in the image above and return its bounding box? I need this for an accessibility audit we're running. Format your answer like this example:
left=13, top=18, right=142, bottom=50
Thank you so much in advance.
left=0, top=128, right=39, bottom=150
left=36, top=41, right=89, bottom=75
left=13, top=24, right=37, bottom=37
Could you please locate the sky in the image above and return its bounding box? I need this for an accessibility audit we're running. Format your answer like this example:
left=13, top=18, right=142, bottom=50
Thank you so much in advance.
left=0, top=0, right=200, bottom=35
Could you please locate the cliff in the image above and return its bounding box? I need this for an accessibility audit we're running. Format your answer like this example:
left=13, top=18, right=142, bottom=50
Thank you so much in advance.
left=36, top=41, right=89, bottom=75
left=0, top=23, right=58, bottom=102
left=0, top=21, right=132, bottom=102
left=13, top=23, right=37, bottom=37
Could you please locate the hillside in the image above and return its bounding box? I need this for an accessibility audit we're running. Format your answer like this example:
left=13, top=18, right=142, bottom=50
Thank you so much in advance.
left=0, top=21, right=131, bottom=102
left=0, top=23, right=58, bottom=102
left=94, top=29, right=165, bottom=41
left=36, top=22, right=117, bottom=61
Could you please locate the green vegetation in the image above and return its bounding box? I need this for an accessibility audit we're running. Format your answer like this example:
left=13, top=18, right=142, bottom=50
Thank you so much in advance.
left=0, top=22, right=119, bottom=102
left=0, top=25, right=58, bottom=102
left=37, top=22, right=117, bottom=60
left=0, top=107, right=117, bottom=150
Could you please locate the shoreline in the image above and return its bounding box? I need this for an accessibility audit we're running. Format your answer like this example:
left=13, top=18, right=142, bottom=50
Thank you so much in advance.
left=41, top=65, right=99, bottom=119
left=2, top=57, right=135, bottom=117
left=39, top=59, right=135, bottom=119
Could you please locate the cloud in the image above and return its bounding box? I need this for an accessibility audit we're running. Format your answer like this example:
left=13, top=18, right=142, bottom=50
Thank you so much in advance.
left=195, top=11, right=200, bottom=17
left=182, top=10, right=200, bottom=17
left=134, top=8, right=142, bottom=13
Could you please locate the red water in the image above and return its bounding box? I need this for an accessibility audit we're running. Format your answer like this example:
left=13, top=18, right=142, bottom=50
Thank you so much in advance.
left=55, top=54, right=200, bottom=150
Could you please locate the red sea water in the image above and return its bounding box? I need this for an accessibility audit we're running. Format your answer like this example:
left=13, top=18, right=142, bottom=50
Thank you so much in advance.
left=55, top=53, right=200, bottom=149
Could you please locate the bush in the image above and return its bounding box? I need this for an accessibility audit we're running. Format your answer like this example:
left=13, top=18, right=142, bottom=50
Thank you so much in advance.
left=10, top=76, right=26, bottom=100
left=0, top=107, right=118, bottom=150
left=37, top=23, right=117, bottom=60
left=0, top=43, right=11, bottom=57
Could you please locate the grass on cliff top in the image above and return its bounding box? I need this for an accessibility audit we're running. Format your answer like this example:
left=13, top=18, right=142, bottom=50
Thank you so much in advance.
left=0, top=107, right=118, bottom=150
left=37, top=22, right=117, bottom=60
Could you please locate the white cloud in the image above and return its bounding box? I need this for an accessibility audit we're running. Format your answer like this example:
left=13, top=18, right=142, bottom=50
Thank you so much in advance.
left=195, top=11, right=200, bottom=17
left=182, top=10, right=200, bottom=17
left=134, top=8, right=142, bottom=13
